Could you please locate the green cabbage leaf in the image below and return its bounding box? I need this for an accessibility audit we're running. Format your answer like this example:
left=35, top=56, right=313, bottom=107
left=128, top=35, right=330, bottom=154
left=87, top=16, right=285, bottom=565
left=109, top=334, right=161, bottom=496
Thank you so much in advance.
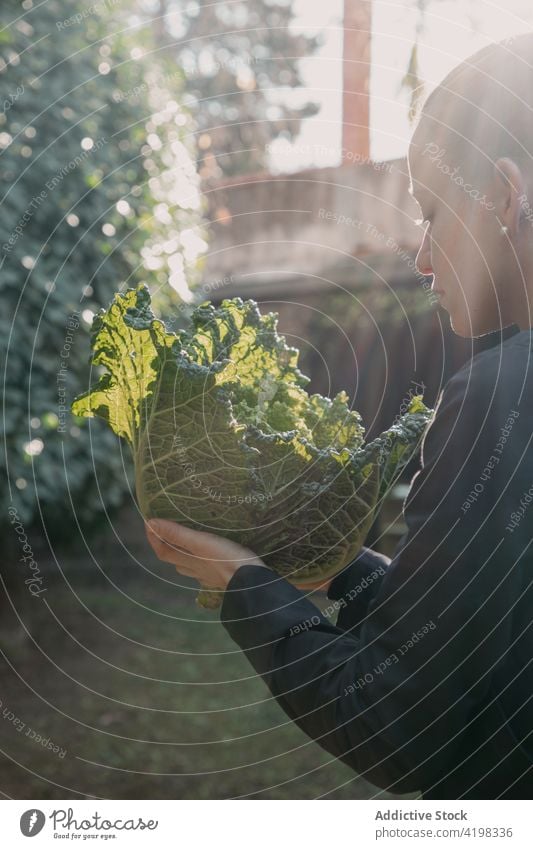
left=72, top=286, right=432, bottom=608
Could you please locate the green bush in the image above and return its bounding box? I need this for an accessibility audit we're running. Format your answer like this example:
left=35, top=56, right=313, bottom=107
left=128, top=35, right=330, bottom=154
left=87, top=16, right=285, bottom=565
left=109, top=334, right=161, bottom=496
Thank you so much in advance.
left=0, top=0, right=204, bottom=537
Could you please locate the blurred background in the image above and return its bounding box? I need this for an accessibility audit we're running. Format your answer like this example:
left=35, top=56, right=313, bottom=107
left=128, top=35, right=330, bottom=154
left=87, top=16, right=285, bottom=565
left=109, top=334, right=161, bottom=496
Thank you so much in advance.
left=0, top=0, right=531, bottom=800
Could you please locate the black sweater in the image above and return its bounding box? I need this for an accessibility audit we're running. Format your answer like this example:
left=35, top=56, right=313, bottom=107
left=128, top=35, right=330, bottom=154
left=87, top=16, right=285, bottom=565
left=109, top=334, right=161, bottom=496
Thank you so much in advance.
left=220, top=329, right=533, bottom=799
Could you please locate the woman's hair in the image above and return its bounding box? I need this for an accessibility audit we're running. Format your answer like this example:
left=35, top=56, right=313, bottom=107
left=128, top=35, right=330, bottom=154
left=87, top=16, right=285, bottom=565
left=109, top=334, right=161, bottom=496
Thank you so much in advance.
left=415, top=33, right=533, bottom=180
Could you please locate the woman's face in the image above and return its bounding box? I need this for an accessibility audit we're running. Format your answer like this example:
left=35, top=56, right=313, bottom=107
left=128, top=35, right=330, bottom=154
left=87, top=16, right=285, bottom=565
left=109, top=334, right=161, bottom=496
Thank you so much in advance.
left=408, top=120, right=517, bottom=338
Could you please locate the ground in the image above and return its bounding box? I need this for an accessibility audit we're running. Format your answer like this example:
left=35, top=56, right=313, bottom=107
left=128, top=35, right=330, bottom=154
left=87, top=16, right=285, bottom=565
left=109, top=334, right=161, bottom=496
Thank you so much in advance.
left=0, top=526, right=414, bottom=801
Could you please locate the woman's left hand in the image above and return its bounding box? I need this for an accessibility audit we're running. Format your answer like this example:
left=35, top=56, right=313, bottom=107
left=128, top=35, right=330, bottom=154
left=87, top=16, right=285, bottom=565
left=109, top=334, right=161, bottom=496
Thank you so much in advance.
left=145, top=519, right=266, bottom=590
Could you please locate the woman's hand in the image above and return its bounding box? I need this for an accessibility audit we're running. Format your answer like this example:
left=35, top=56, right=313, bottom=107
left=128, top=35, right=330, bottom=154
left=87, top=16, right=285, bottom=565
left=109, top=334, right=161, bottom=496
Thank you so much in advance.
left=145, top=519, right=333, bottom=594
left=145, top=519, right=266, bottom=590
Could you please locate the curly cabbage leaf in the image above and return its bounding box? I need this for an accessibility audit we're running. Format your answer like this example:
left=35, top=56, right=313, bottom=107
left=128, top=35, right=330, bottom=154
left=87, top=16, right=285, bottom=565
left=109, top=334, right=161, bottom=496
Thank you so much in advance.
left=72, top=285, right=432, bottom=608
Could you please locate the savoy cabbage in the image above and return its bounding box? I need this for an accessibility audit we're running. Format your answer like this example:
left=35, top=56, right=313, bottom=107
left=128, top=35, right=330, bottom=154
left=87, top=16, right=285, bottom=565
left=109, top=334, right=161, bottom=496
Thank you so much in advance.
left=72, top=286, right=432, bottom=608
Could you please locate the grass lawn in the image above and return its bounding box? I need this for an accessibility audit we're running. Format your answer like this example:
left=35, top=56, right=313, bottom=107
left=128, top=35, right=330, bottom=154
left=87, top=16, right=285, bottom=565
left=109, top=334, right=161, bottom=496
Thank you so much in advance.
left=0, top=527, right=414, bottom=800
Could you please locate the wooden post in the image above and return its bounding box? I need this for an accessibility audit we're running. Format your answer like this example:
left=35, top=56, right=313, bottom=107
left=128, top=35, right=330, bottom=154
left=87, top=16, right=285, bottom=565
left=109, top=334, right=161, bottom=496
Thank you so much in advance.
left=342, top=0, right=372, bottom=163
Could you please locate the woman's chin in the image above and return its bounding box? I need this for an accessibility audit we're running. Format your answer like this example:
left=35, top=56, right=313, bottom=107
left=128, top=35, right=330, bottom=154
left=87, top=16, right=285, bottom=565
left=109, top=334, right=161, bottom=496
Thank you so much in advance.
left=447, top=308, right=479, bottom=338
left=447, top=310, right=469, bottom=338
left=449, top=310, right=505, bottom=339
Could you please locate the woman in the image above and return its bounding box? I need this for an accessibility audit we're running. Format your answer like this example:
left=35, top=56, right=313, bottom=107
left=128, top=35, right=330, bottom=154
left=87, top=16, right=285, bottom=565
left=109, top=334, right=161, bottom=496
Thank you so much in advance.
left=146, top=35, right=533, bottom=799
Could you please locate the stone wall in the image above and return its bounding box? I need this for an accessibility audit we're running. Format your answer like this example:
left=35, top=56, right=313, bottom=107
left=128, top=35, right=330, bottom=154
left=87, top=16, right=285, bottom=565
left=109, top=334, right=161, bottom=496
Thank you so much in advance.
left=202, top=159, right=424, bottom=295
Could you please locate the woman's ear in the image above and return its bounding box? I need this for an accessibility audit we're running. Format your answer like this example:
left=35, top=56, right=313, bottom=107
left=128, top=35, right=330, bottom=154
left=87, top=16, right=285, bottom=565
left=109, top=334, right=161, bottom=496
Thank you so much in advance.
left=493, top=157, right=527, bottom=236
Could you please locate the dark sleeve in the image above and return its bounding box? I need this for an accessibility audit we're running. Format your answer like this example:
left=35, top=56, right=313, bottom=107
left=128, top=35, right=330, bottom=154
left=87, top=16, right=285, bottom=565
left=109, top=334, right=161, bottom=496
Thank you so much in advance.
left=326, top=547, right=391, bottom=634
left=220, top=364, right=521, bottom=793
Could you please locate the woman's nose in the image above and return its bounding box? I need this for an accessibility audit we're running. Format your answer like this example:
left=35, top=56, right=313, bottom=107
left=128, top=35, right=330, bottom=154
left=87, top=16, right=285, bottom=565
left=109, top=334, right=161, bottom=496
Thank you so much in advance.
left=415, top=224, right=433, bottom=276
